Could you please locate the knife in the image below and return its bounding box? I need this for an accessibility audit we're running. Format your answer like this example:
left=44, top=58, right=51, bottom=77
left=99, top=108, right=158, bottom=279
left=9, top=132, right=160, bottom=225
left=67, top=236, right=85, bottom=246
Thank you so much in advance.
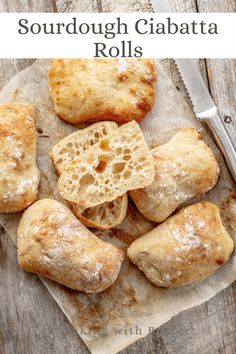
left=149, top=0, right=236, bottom=182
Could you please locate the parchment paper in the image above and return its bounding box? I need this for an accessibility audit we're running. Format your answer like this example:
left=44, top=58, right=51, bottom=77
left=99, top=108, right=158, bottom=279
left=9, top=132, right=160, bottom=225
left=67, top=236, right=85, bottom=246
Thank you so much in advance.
left=0, top=60, right=235, bottom=354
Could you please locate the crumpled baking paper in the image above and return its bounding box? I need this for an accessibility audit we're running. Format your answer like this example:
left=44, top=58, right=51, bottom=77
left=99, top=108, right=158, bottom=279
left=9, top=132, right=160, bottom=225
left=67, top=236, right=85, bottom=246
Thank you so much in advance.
left=0, top=60, right=235, bottom=354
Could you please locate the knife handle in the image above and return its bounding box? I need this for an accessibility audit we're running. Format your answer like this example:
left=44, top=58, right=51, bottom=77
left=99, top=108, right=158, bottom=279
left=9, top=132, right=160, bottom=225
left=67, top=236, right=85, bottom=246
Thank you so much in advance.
left=203, top=111, right=236, bottom=183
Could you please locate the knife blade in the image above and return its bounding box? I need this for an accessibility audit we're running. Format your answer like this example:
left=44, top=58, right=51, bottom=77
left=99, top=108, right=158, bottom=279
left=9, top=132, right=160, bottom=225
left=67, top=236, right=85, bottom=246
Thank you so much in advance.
left=148, top=0, right=236, bottom=182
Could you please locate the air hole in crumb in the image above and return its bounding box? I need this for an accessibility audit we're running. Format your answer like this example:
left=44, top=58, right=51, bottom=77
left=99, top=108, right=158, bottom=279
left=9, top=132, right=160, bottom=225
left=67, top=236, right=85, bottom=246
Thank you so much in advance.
left=123, top=148, right=131, bottom=154
left=99, top=139, right=110, bottom=151
left=112, top=163, right=125, bottom=174
left=98, top=153, right=114, bottom=163
left=136, top=165, right=142, bottom=171
left=123, top=170, right=131, bottom=179
left=95, top=160, right=107, bottom=173
left=115, top=147, right=122, bottom=155
left=72, top=174, right=78, bottom=181
left=124, top=155, right=131, bottom=161
left=79, top=174, right=95, bottom=191
left=101, top=210, right=106, bottom=220
left=108, top=202, right=115, bottom=209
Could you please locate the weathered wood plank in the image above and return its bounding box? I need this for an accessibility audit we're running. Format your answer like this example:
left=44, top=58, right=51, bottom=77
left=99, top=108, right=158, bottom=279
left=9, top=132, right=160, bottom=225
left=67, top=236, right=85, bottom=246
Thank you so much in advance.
left=197, top=0, right=236, bottom=138
left=54, top=0, right=99, bottom=12
left=0, top=0, right=52, bottom=12
left=100, top=0, right=152, bottom=12
left=0, top=227, right=89, bottom=354
left=0, top=60, right=35, bottom=88
left=0, top=1, right=236, bottom=354
left=197, top=0, right=236, bottom=12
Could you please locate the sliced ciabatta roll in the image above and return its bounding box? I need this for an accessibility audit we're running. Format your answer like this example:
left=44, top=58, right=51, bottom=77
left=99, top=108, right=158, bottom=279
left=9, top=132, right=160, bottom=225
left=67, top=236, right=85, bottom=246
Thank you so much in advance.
left=51, top=121, right=128, bottom=229
left=58, top=121, right=155, bottom=208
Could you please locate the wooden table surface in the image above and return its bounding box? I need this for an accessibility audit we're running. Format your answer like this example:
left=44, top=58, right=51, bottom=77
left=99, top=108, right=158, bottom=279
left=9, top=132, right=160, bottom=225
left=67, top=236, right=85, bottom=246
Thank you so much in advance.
left=0, top=1, right=235, bottom=354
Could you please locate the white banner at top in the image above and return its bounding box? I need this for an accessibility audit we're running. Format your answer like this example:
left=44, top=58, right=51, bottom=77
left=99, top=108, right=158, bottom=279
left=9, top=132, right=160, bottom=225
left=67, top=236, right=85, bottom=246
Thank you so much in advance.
left=0, top=13, right=235, bottom=58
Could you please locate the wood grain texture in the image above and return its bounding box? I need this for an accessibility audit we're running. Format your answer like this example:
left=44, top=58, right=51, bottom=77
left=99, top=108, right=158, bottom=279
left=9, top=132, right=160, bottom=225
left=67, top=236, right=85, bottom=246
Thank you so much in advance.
left=0, top=227, right=89, bottom=354
left=197, top=0, right=236, bottom=139
left=0, top=0, right=52, bottom=12
left=0, top=0, right=236, bottom=354
left=54, top=0, right=98, bottom=12
left=197, top=0, right=236, bottom=12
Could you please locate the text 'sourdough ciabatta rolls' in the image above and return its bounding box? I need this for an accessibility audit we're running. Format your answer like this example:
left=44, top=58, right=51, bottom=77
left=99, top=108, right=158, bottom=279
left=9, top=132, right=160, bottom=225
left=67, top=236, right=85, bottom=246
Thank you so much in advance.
left=17, top=199, right=124, bottom=293
left=129, top=128, right=219, bottom=223
left=48, top=58, right=156, bottom=124
left=58, top=121, right=155, bottom=208
left=128, top=201, right=234, bottom=288
left=51, top=121, right=128, bottom=229
left=0, top=102, right=40, bottom=213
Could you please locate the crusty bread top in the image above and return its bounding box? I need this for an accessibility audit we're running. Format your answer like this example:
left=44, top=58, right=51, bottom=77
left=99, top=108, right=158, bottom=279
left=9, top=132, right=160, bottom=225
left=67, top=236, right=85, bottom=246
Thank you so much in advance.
left=129, top=128, right=220, bottom=223
left=0, top=102, right=40, bottom=213
left=48, top=59, right=156, bottom=124
left=127, top=201, right=234, bottom=287
left=58, top=121, right=155, bottom=208
left=17, top=199, right=124, bottom=293
left=51, top=121, right=118, bottom=175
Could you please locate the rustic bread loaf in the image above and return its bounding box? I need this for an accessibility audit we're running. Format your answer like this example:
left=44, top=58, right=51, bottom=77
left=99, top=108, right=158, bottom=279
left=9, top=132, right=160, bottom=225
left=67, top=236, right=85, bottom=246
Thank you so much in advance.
left=58, top=121, right=155, bottom=208
left=48, top=59, right=156, bottom=124
left=0, top=102, right=40, bottom=213
left=17, top=199, right=124, bottom=293
left=51, top=122, right=128, bottom=229
left=129, top=128, right=220, bottom=223
left=127, top=201, right=234, bottom=288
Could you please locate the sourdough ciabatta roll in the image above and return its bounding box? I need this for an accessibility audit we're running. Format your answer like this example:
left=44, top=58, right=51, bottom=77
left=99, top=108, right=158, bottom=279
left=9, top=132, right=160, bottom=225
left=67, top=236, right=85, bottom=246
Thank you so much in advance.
left=17, top=199, right=124, bottom=293
left=51, top=121, right=128, bottom=229
left=58, top=121, right=155, bottom=208
left=0, top=102, right=40, bottom=213
left=127, top=201, right=234, bottom=288
left=48, top=59, right=156, bottom=125
left=129, top=128, right=219, bottom=223
left=70, top=195, right=128, bottom=230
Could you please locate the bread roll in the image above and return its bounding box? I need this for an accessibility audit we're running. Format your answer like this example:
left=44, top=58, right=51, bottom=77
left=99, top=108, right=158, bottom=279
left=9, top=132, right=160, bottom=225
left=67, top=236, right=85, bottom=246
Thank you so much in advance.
left=70, top=195, right=128, bottom=229
left=58, top=121, right=155, bottom=208
left=129, top=128, right=219, bottom=223
left=127, top=201, right=234, bottom=287
left=0, top=102, right=40, bottom=213
left=51, top=121, right=128, bottom=229
left=17, top=199, right=124, bottom=293
left=48, top=59, right=156, bottom=124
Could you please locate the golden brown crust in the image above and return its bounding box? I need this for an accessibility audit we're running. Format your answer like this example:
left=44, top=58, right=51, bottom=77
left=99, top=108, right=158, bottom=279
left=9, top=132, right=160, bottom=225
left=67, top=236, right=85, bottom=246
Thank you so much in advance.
left=127, top=201, right=234, bottom=287
left=129, top=128, right=220, bottom=223
left=17, top=199, right=124, bottom=293
left=0, top=102, right=40, bottom=213
left=48, top=59, right=157, bottom=124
